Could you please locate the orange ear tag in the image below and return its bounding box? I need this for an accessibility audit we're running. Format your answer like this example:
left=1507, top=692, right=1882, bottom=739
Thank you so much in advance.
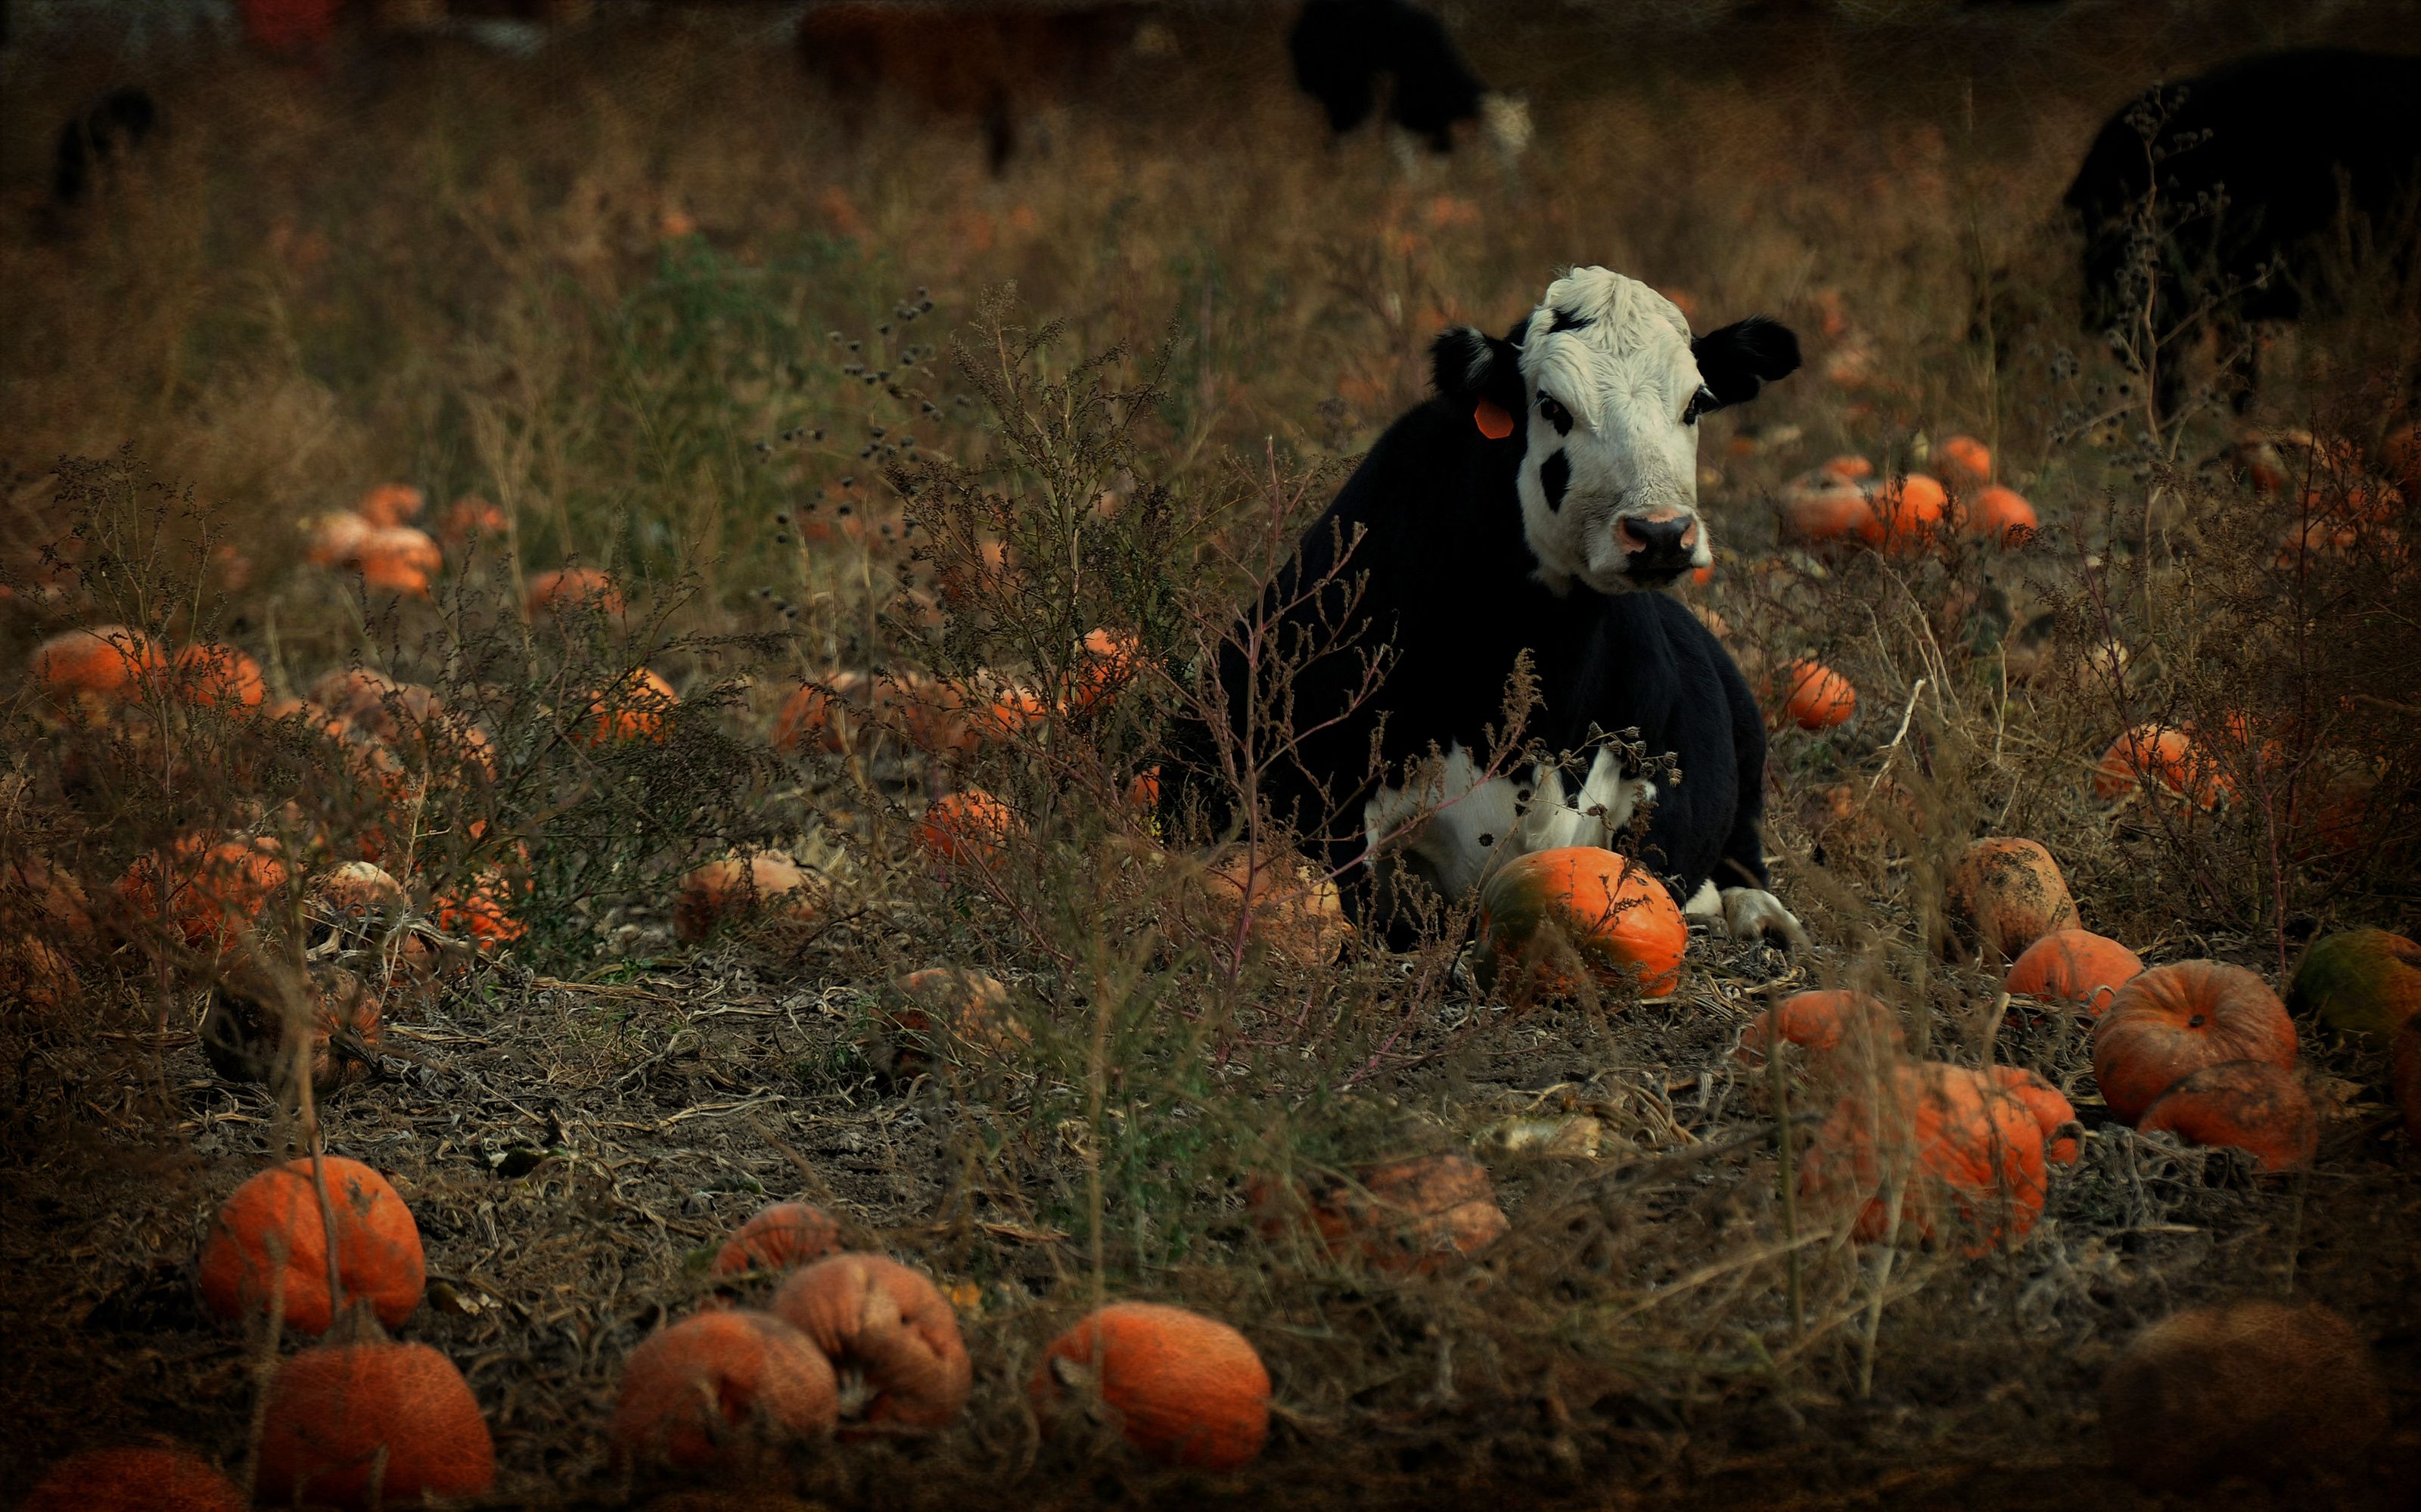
left=1473, top=399, right=1515, bottom=439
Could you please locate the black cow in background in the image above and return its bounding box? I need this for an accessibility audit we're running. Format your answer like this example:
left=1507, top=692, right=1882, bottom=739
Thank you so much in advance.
left=1289, top=0, right=1528, bottom=162
left=1163, top=268, right=1805, bottom=952
left=2065, top=48, right=2421, bottom=414
left=51, top=87, right=157, bottom=209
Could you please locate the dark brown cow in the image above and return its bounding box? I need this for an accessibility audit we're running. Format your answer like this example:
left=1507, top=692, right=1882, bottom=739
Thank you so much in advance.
left=797, top=2, right=1148, bottom=175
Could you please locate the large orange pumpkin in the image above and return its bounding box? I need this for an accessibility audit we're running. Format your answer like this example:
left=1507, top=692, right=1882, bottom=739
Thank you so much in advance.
left=1473, top=846, right=1686, bottom=1000
left=1030, top=1302, right=1270, bottom=1471
left=1776, top=477, right=1874, bottom=545
left=610, top=1310, right=838, bottom=1470
left=577, top=668, right=678, bottom=745
left=771, top=672, right=867, bottom=753
left=1766, top=658, right=1857, bottom=730
left=674, top=853, right=822, bottom=942
left=1254, top=1154, right=1509, bottom=1273
left=2102, top=1299, right=2388, bottom=1492
left=1986, top=1065, right=2082, bottom=1165
left=2092, top=724, right=2230, bottom=809
left=1735, top=989, right=1906, bottom=1073
left=1859, top=473, right=1947, bottom=551
left=18, top=1444, right=244, bottom=1512
left=526, top=566, right=625, bottom=618
left=255, top=1339, right=495, bottom=1510
left=915, top=790, right=1018, bottom=868
left=1798, top=1060, right=2050, bottom=1256
left=1962, top=485, right=2038, bottom=546
left=772, top=1254, right=971, bottom=1433
left=349, top=526, right=443, bottom=596
left=2137, top=1060, right=2318, bottom=1172
left=114, top=833, right=291, bottom=952
left=2003, top=929, right=2144, bottom=1015
left=1935, top=434, right=1992, bottom=487
left=713, top=1201, right=844, bottom=1278
left=197, top=1156, right=424, bottom=1334
left=29, top=624, right=166, bottom=720
left=2091, top=961, right=2298, bottom=1124
left=356, top=483, right=424, bottom=529
left=170, top=643, right=267, bottom=710
left=881, top=966, right=1030, bottom=1075
left=1946, top=838, right=2080, bottom=961
left=432, top=867, right=526, bottom=946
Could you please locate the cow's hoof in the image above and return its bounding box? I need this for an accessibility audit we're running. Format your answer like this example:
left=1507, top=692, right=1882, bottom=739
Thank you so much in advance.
left=1719, top=887, right=1807, bottom=949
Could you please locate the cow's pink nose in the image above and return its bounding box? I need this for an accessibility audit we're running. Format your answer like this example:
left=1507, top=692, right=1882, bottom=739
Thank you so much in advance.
left=1618, top=512, right=1701, bottom=557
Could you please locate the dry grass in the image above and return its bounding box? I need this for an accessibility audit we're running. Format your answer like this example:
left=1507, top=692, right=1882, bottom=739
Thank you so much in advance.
left=3, top=3, right=2419, bottom=1508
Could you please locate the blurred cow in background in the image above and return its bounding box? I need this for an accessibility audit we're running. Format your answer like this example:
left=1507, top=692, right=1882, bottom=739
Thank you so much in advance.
left=1289, top=0, right=1528, bottom=168
left=2065, top=48, right=2421, bottom=415
left=50, top=86, right=157, bottom=209
left=797, top=2, right=1161, bottom=177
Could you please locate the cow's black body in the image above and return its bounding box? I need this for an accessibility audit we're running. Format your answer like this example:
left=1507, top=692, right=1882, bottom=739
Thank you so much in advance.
left=2065, top=49, right=2421, bottom=411
left=51, top=87, right=156, bottom=208
left=1164, top=340, right=1776, bottom=941
left=1288, top=0, right=1489, bottom=152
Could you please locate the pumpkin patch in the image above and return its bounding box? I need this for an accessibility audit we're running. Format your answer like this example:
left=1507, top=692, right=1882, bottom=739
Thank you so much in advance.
left=197, top=1156, right=425, bottom=1334
left=2136, top=1059, right=2318, bottom=1172
left=1946, top=838, right=2080, bottom=961
left=1031, top=1302, right=1270, bottom=1471
left=610, top=1310, right=838, bottom=1470
left=773, top=1253, right=972, bottom=1433
left=2091, top=961, right=2298, bottom=1124
left=255, top=1338, right=495, bottom=1510
left=1473, top=846, right=1686, bottom=999
left=2003, top=929, right=2143, bottom=1014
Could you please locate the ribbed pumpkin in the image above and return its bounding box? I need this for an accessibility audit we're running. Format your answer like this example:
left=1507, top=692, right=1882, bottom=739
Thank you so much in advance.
left=674, top=853, right=822, bottom=943
left=881, top=966, right=1030, bottom=1076
left=1734, top=990, right=1905, bottom=1073
left=772, top=1254, right=971, bottom=1433
left=1777, top=477, right=1876, bottom=545
left=1252, top=1154, right=1509, bottom=1274
left=2285, top=928, right=2421, bottom=1042
left=2092, top=723, right=2230, bottom=809
left=17, top=1444, right=244, bottom=1512
left=1030, top=1302, right=1270, bottom=1471
left=577, top=668, right=678, bottom=745
left=255, top=1338, right=494, bottom=1510
left=197, top=1156, right=425, bottom=1333
left=713, top=1201, right=844, bottom=1278
left=2092, top=961, right=2297, bottom=1124
left=771, top=672, right=866, bottom=753
left=1860, top=472, right=1947, bottom=551
left=1986, top=1065, right=2082, bottom=1165
left=170, top=643, right=266, bottom=710
left=1797, top=1060, right=2050, bottom=1256
left=1766, top=658, right=1857, bottom=730
left=28, top=624, right=166, bottom=720
left=609, top=1310, right=838, bottom=1470
left=1188, top=846, right=1353, bottom=970
left=114, top=833, right=290, bottom=952
left=915, top=790, right=1018, bottom=868
left=2004, top=929, right=2144, bottom=1015
left=525, top=565, right=624, bottom=618
left=2102, top=1300, right=2388, bottom=1491
left=1946, top=838, right=2079, bottom=961
left=1935, top=434, right=1992, bottom=486
left=2137, top=1060, right=2318, bottom=1172
left=1474, top=846, right=1686, bottom=1000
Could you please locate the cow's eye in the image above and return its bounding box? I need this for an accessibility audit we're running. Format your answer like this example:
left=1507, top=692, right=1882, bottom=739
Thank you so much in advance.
left=1537, top=393, right=1572, bottom=434
left=1682, top=385, right=1718, bottom=425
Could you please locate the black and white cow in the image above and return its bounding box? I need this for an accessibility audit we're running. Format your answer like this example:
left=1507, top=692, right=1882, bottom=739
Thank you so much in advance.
left=2065, top=49, right=2421, bottom=414
left=1288, top=0, right=1528, bottom=163
left=1167, top=268, right=1806, bottom=950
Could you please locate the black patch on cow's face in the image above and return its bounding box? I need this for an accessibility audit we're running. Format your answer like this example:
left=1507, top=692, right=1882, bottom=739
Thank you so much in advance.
left=1546, top=307, right=1594, bottom=334
left=1689, top=316, right=1803, bottom=411
left=1428, top=325, right=1526, bottom=419
left=1537, top=449, right=1570, bottom=513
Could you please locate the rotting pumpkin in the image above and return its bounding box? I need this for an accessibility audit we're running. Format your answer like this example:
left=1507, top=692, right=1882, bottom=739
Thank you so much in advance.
left=2091, top=961, right=2298, bottom=1125
left=1030, top=1302, right=1270, bottom=1472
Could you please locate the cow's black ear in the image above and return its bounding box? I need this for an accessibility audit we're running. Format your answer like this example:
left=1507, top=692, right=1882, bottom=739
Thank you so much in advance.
left=1429, top=325, right=1525, bottom=417
left=1692, top=316, right=1802, bottom=409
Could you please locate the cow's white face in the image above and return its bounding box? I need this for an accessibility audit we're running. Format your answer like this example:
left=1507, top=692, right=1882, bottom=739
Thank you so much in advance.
left=1512, top=270, right=1715, bottom=595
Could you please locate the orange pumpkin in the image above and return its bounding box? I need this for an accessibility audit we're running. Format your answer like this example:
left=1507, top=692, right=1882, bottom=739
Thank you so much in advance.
left=1064, top=628, right=1144, bottom=713
left=577, top=668, right=678, bottom=745
left=437, top=495, right=507, bottom=546
left=883, top=967, right=1030, bottom=1073
left=1935, top=434, right=1992, bottom=487
left=2092, top=723, right=2230, bottom=809
left=18, top=1445, right=244, bottom=1512
left=526, top=566, right=625, bottom=618
left=197, top=1156, right=425, bottom=1333
left=28, top=624, right=166, bottom=719
left=772, top=1254, right=971, bottom=1433
left=1776, top=477, right=1874, bottom=545
left=1254, top=1154, right=1507, bottom=1274
left=1859, top=473, right=1947, bottom=551
left=1946, top=838, right=2080, bottom=961
left=305, top=511, right=374, bottom=569
left=2380, top=421, right=2421, bottom=493
left=114, top=833, right=291, bottom=952
left=1986, top=1065, right=2081, bottom=1164
left=1818, top=455, right=1876, bottom=483
left=2091, top=961, right=2298, bottom=1124
left=2, top=933, right=82, bottom=1012
left=349, top=526, right=443, bottom=596
left=1963, top=484, right=2038, bottom=546
left=2137, top=1060, right=2317, bottom=1172
left=713, top=1201, right=844, bottom=1278
left=674, top=853, right=821, bottom=942
left=2102, top=1299, right=2388, bottom=1492
left=610, top=1310, right=838, bottom=1470
left=171, top=643, right=266, bottom=709
left=1797, top=1060, right=2050, bottom=1256
left=1188, top=846, right=1353, bottom=970
left=915, top=790, right=1017, bottom=868
left=1126, top=765, right=1162, bottom=810
left=431, top=868, right=526, bottom=946
left=200, top=961, right=384, bottom=1096
left=256, top=1339, right=494, bottom=1510
left=1736, top=989, right=1906, bottom=1073
left=1766, top=658, right=1857, bottom=730
left=356, top=483, right=424, bottom=528
left=1030, top=1302, right=1270, bottom=1471
left=2004, top=929, right=2144, bottom=1015
left=771, top=672, right=866, bottom=753
left=1473, top=846, right=1686, bottom=1000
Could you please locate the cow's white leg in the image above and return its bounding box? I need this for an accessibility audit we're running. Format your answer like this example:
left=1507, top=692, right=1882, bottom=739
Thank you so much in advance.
left=1364, top=744, right=1528, bottom=903
left=1522, top=748, right=1655, bottom=853
left=1682, top=880, right=1723, bottom=919
left=1719, top=886, right=1807, bottom=947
